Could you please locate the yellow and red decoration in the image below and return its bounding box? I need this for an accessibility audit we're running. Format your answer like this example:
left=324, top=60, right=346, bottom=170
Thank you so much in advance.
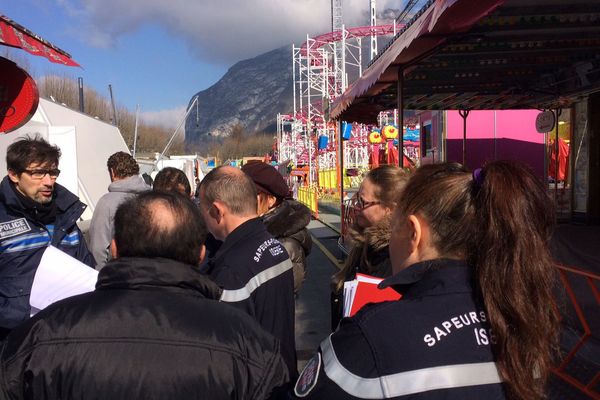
left=368, top=130, right=383, bottom=144
left=382, top=125, right=398, bottom=140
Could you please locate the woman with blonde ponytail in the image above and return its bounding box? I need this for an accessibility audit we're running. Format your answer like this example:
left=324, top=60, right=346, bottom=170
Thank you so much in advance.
left=294, top=161, right=559, bottom=400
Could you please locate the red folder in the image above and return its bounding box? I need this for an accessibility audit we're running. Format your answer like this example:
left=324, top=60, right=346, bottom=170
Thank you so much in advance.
left=345, top=273, right=402, bottom=317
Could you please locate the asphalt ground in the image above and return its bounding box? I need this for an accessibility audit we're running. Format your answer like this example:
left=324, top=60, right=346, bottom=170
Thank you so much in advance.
left=294, top=217, right=342, bottom=371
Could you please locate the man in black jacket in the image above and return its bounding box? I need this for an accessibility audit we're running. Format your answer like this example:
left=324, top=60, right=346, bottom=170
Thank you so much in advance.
left=0, top=191, right=288, bottom=400
left=199, top=166, right=297, bottom=379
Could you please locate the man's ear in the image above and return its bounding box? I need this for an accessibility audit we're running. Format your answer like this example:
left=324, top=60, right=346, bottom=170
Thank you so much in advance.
left=209, top=202, right=225, bottom=223
left=7, top=169, right=19, bottom=184
left=198, top=244, right=206, bottom=265
left=110, top=239, right=118, bottom=259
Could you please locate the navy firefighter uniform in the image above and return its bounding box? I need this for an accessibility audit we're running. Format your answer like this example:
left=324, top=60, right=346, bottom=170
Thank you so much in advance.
left=294, top=259, right=506, bottom=399
left=0, top=176, right=95, bottom=332
left=203, top=217, right=297, bottom=378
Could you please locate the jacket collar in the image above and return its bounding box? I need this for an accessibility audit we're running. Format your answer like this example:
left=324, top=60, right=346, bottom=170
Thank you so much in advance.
left=108, top=175, right=150, bottom=193
left=262, top=200, right=311, bottom=238
left=0, top=176, right=85, bottom=218
left=379, top=258, right=474, bottom=297
left=97, top=257, right=222, bottom=299
left=211, top=217, right=265, bottom=261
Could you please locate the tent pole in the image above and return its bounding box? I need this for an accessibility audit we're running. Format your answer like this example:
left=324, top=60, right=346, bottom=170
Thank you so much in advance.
left=132, top=104, right=140, bottom=158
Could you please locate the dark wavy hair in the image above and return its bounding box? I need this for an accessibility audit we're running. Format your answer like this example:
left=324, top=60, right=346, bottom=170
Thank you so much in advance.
left=6, top=135, right=61, bottom=172
left=397, top=161, right=560, bottom=399
left=153, top=167, right=191, bottom=197
left=114, top=191, right=207, bottom=266
left=107, top=151, right=139, bottom=179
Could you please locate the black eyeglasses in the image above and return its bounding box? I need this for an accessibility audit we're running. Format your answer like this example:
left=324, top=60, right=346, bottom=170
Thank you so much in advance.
left=350, top=195, right=381, bottom=210
left=22, top=169, right=61, bottom=180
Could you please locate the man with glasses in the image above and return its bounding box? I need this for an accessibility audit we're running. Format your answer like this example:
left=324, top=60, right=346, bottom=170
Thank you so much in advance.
left=0, top=136, right=94, bottom=339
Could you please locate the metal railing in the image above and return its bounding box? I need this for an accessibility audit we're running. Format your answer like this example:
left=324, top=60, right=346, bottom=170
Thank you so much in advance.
left=553, top=263, right=600, bottom=399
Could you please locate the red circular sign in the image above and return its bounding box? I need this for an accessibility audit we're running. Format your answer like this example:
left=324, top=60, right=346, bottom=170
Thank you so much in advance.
left=0, top=56, right=39, bottom=133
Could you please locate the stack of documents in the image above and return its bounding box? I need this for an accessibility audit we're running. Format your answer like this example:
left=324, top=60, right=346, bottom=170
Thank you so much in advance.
left=30, top=246, right=98, bottom=316
left=343, top=273, right=402, bottom=317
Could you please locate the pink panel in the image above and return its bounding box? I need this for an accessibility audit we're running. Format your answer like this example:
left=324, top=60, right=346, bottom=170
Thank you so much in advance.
left=445, top=110, right=545, bottom=178
left=447, top=110, right=495, bottom=139
left=495, top=110, right=544, bottom=143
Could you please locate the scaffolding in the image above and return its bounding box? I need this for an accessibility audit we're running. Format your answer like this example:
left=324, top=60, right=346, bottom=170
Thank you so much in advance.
left=370, top=0, right=378, bottom=61
left=280, top=25, right=397, bottom=185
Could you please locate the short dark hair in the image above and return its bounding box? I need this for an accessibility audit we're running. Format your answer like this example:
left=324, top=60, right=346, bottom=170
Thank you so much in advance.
left=153, top=167, right=191, bottom=196
left=200, top=166, right=257, bottom=216
left=114, top=191, right=207, bottom=266
left=6, top=135, right=61, bottom=172
left=107, top=152, right=139, bottom=178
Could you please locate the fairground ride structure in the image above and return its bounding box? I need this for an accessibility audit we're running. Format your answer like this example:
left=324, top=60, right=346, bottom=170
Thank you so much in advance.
left=277, top=2, right=432, bottom=215
left=277, top=23, right=400, bottom=188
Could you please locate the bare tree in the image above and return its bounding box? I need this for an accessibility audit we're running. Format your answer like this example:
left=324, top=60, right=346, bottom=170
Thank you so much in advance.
left=206, top=125, right=274, bottom=160
left=36, top=74, right=179, bottom=153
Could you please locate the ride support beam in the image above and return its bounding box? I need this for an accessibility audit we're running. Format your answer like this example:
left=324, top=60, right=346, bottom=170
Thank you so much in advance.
left=338, top=120, right=344, bottom=218
left=397, top=66, right=404, bottom=168
left=459, top=109, right=470, bottom=166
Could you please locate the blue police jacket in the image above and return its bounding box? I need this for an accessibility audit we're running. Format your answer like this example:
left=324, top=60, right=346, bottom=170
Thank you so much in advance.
left=0, top=176, right=95, bottom=329
left=294, top=259, right=506, bottom=399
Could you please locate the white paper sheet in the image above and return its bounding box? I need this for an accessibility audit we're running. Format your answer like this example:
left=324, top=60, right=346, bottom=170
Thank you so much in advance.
left=343, top=280, right=358, bottom=318
left=30, top=246, right=98, bottom=314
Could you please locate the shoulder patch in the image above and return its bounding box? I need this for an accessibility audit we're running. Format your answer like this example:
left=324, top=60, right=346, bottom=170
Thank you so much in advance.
left=0, top=218, right=31, bottom=239
left=294, top=352, right=322, bottom=398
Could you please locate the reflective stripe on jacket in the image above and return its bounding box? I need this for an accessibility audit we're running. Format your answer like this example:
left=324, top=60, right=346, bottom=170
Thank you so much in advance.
left=204, top=217, right=297, bottom=378
left=0, top=177, right=94, bottom=329
left=294, top=259, right=506, bottom=399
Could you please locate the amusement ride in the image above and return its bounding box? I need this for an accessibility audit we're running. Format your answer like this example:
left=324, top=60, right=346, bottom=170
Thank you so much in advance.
left=277, top=0, right=425, bottom=215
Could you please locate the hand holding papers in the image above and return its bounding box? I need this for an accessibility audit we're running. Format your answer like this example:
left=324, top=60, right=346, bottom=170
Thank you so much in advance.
left=30, top=246, right=98, bottom=315
left=343, top=273, right=402, bottom=317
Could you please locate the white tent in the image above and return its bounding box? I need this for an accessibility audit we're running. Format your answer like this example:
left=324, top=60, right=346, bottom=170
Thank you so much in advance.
left=0, top=98, right=129, bottom=220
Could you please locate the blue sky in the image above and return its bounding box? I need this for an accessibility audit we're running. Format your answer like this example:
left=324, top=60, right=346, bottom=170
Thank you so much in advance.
left=3, top=1, right=228, bottom=127
left=2, top=0, right=394, bottom=127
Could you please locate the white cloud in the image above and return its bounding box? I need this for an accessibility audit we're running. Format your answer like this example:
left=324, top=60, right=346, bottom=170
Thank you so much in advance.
left=61, top=0, right=401, bottom=63
left=140, top=106, right=187, bottom=130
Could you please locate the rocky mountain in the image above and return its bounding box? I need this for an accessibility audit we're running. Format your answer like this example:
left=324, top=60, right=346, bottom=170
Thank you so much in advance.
left=184, top=46, right=292, bottom=146
left=184, top=14, right=400, bottom=147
